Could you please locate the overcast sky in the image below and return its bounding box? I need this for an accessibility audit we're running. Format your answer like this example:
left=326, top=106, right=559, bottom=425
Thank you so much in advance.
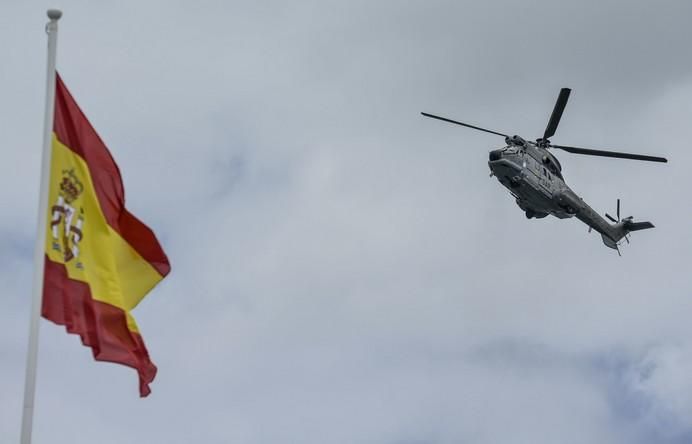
left=2, top=1, right=692, bottom=443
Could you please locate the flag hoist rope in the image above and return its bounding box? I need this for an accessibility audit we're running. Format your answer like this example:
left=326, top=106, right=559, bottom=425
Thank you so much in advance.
left=21, top=9, right=62, bottom=444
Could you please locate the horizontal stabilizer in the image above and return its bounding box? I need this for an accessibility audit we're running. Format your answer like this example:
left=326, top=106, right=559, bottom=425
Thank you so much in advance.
left=625, top=221, right=654, bottom=231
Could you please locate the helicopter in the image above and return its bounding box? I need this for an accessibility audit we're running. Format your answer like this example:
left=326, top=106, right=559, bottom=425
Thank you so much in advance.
left=422, top=88, right=668, bottom=254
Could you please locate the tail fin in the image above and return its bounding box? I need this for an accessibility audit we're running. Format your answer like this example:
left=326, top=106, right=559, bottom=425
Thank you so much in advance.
left=601, top=233, right=619, bottom=250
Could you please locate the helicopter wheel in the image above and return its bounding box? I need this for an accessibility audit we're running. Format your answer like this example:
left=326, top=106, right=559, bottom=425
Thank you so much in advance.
left=525, top=209, right=535, bottom=219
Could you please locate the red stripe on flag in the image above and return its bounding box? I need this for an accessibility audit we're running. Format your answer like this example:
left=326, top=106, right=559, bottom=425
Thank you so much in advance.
left=42, top=256, right=157, bottom=397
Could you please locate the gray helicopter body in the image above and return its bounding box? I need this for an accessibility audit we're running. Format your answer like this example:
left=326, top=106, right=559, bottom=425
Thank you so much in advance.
left=487, top=139, right=650, bottom=250
left=423, top=88, right=666, bottom=253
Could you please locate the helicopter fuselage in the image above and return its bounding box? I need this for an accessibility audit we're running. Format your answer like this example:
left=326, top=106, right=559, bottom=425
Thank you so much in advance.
left=487, top=142, right=627, bottom=248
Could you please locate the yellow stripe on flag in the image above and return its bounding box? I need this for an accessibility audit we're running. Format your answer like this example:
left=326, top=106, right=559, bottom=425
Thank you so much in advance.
left=45, top=135, right=163, bottom=331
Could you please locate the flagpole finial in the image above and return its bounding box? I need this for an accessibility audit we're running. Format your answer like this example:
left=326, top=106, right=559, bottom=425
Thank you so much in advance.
left=47, top=9, right=62, bottom=20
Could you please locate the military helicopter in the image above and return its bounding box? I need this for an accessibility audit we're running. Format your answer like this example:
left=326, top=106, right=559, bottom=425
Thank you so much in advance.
left=422, top=88, right=668, bottom=254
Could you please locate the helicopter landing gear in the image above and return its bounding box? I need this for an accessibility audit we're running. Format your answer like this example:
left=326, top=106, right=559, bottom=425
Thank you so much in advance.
left=525, top=209, right=535, bottom=219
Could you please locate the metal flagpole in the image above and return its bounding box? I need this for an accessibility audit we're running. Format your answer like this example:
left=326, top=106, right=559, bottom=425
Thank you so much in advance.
left=20, top=9, right=62, bottom=444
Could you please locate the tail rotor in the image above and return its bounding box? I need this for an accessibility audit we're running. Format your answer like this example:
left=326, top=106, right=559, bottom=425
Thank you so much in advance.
left=605, top=198, right=621, bottom=223
left=601, top=198, right=654, bottom=254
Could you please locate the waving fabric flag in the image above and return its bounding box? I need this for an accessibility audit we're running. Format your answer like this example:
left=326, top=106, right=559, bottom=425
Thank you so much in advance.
left=41, top=73, right=170, bottom=397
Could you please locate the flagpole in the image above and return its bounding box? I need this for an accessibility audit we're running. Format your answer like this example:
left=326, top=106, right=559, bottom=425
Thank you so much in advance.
left=20, top=9, right=62, bottom=444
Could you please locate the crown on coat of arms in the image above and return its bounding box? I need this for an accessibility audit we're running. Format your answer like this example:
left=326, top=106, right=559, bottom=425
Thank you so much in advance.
left=59, top=169, right=84, bottom=203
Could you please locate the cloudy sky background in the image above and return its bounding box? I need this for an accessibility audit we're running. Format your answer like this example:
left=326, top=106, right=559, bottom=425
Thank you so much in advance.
left=2, top=1, right=692, bottom=443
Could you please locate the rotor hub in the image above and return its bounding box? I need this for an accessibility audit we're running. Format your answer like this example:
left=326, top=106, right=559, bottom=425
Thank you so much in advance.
left=536, top=138, right=550, bottom=148
left=506, top=135, right=526, bottom=147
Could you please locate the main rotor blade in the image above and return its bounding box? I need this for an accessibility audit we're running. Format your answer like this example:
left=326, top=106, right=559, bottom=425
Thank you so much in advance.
left=543, top=88, right=571, bottom=140
left=617, top=199, right=620, bottom=220
left=421, top=112, right=508, bottom=138
left=551, top=144, right=668, bottom=163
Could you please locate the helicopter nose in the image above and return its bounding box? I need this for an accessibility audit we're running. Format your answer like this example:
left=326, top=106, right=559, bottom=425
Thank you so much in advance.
left=489, top=149, right=503, bottom=161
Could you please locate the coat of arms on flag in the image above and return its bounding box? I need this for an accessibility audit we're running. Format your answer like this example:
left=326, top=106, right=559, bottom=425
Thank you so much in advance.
left=50, top=168, right=85, bottom=266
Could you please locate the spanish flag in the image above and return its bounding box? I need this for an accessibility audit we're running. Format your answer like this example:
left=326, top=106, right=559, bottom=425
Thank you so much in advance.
left=41, top=73, right=170, bottom=397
